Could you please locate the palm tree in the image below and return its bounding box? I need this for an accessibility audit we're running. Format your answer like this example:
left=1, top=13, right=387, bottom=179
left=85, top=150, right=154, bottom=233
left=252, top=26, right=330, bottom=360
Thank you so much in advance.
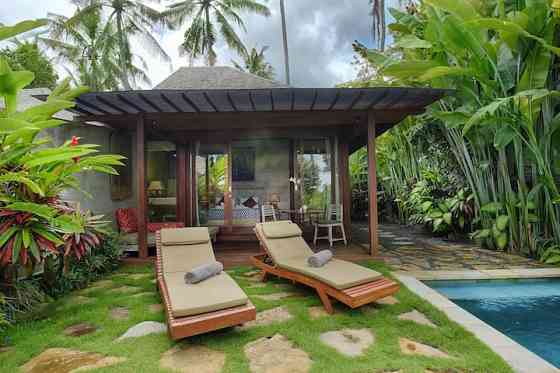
left=161, top=0, right=270, bottom=66
left=41, top=8, right=150, bottom=91
left=370, top=0, right=386, bottom=51
left=64, top=0, right=171, bottom=89
left=279, top=0, right=290, bottom=84
left=232, top=46, right=274, bottom=79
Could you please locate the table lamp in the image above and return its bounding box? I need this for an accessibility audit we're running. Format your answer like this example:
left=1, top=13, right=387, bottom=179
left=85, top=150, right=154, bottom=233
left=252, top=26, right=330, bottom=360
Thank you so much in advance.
left=148, top=180, right=164, bottom=197
left=269, top=192, right=281, bottom=209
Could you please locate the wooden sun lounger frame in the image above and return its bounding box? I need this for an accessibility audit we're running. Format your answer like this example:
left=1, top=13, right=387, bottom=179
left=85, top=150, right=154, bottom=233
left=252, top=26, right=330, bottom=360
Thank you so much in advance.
left=252, top=228, right=400, bottom=314
left=156, top=232, right=256, bottom=340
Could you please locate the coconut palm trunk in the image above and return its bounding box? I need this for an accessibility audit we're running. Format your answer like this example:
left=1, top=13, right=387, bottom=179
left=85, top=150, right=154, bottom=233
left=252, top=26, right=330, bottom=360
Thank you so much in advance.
left=280, top=0, right=291, bottom=85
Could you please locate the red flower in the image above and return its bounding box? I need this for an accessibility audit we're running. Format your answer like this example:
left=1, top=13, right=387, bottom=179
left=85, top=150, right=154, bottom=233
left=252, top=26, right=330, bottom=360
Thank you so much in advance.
left=70, top=136, right=80, bottom=162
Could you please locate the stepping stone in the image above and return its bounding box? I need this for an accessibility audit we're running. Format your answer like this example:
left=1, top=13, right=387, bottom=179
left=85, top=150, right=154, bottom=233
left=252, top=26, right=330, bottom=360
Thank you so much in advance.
left=254, top=292, right=295, bottom=301
left=244, top=334, right=312, bottom=373
left=67, top=296, right=94, bottom=306
left=398, top=310, right=436, bottom=328
left=109, top=307, right=129, bottom=320
left=129, top=273, right=151, bottom=280
left=63, top=323, right=97, bottom=337
left=160, top=345, right=225, bottom=373
left=399, top=338, right=452, bottom=359
left=375, top=296, right=399, bottom=305
left=308, top=306, right=338, bottom=319
left=319, top=329, right=374, bottom=357
left=238, top=307, right=293, bottom=330
left=0, top=346, right=13, bottom=354
left=131, top=292, right=152, bottom=298
left=148, top=304, right=164, bottom=313
left=244, top=270, right=261, bottom=277
left=21, top=348, right=126, bottom=373
left=249, top=283, right=267, bottom=288
left=117, top=321, right=166, bottom=341
left=109, top=286, right=141, bottom=294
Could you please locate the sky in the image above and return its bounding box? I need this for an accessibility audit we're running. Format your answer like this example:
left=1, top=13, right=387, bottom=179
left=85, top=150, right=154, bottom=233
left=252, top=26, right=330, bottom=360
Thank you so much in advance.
left=0, top=0, right=399, bottom=88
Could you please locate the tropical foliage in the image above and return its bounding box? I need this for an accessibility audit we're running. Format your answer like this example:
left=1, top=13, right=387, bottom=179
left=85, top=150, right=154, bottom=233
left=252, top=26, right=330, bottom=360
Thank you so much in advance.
left=233, top=46, right=274, bottom=79
left=0, top=42, right=58, bottom=89
left=0, top=19, right=125, bottom=325
left=161, top=0, right=270, bottom=66
left=352, top=0, right=560, bottom=260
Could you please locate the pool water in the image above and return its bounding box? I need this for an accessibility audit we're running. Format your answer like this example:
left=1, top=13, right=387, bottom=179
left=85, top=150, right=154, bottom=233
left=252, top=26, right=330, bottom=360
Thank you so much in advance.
left=425, top=279, right=560, bottom=368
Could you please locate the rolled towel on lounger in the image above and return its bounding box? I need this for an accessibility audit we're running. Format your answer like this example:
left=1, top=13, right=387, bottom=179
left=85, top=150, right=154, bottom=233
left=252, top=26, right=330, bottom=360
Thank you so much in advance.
left=307, top=250, right=333, bottom=268
left=185, top=261, right=224, bottom=284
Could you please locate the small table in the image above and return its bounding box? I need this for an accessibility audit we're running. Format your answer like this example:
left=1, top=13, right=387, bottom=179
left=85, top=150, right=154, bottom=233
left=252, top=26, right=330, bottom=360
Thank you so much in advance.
left=278, top=209, right=324, bottom=226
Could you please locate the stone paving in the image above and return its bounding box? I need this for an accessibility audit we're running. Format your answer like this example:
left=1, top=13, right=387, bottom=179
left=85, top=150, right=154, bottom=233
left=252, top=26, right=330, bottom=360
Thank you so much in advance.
left=353, top=223, right=549, bottom=271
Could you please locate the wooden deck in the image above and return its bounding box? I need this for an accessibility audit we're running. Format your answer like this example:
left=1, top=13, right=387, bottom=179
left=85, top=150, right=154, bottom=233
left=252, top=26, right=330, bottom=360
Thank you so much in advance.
left=123, top=241, right=376, bottom=269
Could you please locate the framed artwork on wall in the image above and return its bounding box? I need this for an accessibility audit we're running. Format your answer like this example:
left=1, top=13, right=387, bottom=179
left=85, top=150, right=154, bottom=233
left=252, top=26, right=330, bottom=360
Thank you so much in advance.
left=232, top=147, right=256, bottom=182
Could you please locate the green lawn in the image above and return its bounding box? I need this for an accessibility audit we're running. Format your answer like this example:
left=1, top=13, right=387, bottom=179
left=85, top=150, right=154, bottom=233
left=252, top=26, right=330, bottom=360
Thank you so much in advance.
left=0, top=262, right=512, bottom=373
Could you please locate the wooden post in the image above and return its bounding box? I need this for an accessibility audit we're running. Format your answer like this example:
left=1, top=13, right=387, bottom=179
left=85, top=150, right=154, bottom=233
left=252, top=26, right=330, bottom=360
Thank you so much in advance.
left=289, top=139, right=295, bottom=211
left=338, top=140, right=352, bottom=242
left=224, top=142, right=233, bottom=232
left=190, top=144, right=197, bottom=226
left=367, top=112, right=379, bottom=256
left=136, top=115, right=148, bottom=258
left=176, top=144, right=187, bottom=225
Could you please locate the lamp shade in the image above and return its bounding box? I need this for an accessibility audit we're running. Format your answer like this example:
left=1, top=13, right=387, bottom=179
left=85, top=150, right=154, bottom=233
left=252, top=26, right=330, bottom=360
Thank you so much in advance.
left=147, top=180, right=164, bottom=191
left=269, top=192, right=281, bottom=203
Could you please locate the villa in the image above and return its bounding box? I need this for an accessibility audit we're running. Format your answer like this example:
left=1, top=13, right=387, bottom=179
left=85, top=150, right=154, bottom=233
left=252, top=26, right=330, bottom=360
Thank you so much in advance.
left=44, top=66, right=447, bottom=259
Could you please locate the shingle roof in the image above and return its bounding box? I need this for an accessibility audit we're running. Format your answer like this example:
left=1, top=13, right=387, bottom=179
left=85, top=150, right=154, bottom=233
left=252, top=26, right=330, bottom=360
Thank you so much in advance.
left=0, top=88, right=74, bottom=121
left=155, top=66, right=289, bottom=90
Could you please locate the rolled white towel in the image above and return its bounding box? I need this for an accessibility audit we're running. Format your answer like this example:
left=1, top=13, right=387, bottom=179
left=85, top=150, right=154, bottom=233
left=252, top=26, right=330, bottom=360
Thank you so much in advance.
left=307, top=250, right=333, bottom=268
left=184, top=261, right=224, bottom=284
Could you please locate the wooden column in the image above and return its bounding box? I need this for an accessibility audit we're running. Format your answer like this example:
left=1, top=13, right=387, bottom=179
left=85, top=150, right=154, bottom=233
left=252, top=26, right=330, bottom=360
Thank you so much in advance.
left=367, top=112, right=379, bottom=256
left=224, top=142, right=233, bottom=232
left=176, top=144, right=188, bottom=225
left=190, top=144, right=197, bottom=226
left=136, top=115, right=148, bottom=258
left=338, top=140, right=352, bottom=242
left=289, top=139, right=295, bottom=210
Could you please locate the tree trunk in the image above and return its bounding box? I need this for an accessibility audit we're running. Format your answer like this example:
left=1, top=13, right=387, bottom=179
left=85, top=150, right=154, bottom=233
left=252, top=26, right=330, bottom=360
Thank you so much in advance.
left=280, top=0, right=291, bottom=85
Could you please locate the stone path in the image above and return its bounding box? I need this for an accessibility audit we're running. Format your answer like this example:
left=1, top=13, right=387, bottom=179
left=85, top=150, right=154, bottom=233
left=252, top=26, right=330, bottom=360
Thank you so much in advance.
left=160, top=345, right=225, bottom=373
left=353, top=223, right=548, bottom=271
left=238, top=306, right=293, bottom=330
left=63, top=323, right=97, bottom=337
left=399, top=338, right=452, bottom=359
left=117, top=321, right=166, bottom=341
left=319, top=329, right=374, bottom=357
left=109, top=307, right=130, bottom=320
left=20, top=348, right=126, bottom=373
left=253, top=292, right=297, bottom=301
left=398, top=310, right=436, bottom=328
left=244, top=334, right=312, bottom=373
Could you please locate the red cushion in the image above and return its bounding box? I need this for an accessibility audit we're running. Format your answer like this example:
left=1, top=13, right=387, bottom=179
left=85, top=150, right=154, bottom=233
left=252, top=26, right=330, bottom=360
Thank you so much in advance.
left=147, top=222, right=184, bottom=233
left=115, top=208, right=138, bottom=233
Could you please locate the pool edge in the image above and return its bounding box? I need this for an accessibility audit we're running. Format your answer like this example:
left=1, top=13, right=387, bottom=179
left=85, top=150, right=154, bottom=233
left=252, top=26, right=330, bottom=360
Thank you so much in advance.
left=393, top=271, right=560, bottom=373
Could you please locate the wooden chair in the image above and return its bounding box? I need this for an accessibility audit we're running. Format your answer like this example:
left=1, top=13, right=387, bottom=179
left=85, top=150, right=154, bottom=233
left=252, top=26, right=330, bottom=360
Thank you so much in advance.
left=252, top=222, right=399, bottom=314
left=261, top=204, right=277, bottom=222
left=313, top=204, right=347, bottom=248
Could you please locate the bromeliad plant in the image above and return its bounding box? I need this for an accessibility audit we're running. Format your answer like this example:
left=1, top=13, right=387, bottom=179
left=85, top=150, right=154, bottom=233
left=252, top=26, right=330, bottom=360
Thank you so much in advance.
left=0, top=20, right=125, bottom=277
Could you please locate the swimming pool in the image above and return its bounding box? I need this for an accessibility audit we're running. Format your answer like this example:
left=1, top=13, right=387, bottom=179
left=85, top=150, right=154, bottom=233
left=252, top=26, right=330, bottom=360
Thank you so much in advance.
left=425, top=278, right=560, bottom=368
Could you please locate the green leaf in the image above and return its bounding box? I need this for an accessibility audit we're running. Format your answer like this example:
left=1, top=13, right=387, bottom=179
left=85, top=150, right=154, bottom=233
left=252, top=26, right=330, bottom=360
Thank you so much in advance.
left=382, top=60, right=442, bottom=80
left=23, top=147, right=97, bottom=168
left=424, top=0, right=479, bottom=21
left=443, top=212, right=452, bottom=225
left=0, top=118, right=33, bottom=134
left=494, top=125, right=517, bottom=149
left=0, top=19, right=46, bottom=41
left=0, top=227, right=17, bottom=248
left=0, top=172, right=44, bottom=196
left=473, top=228, right=491, bottom=239
left=421, top=201, right=433, bottom=212
left=481, top=202, right=503, bottom=214
left=418, top=66, right=473, bottom=81
left=12, top=232, right=22, bottom=263
left=496, top=215, right=509, bottom=231
left=28, top=238, right=40, bottom=261
left=22, top=228, right=31, bottom=249
left=5, top=202, right=57, bottom=220
left=496, top=233, right=508, bottom=250
left=433, top=218, right=444, bottom=231
left=394, top=34, right=433, bottom=49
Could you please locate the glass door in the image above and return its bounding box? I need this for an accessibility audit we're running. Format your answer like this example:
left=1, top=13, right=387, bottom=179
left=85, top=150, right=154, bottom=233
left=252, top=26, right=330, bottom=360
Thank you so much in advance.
left=146, top=141, right=177, bottom=222
left=195, top=142, right=232, bottom=228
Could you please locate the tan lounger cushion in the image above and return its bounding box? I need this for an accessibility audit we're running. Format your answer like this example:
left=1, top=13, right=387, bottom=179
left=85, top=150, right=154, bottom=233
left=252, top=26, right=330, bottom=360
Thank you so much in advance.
left=256, top=223, right=313, bottom=263
left=260, top=221, right=302, bottom=239
left=279, top=258, right=383, bottom=290
left=164, top=271, right=248, bottom=317
left=161, top=242, right=216, bottom=274
left=161, top=227, right=210, bottom=246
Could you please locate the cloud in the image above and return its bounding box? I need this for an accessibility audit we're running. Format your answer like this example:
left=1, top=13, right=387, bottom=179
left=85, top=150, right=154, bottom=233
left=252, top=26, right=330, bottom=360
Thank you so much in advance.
left=1, top=0, right=396, bottom=88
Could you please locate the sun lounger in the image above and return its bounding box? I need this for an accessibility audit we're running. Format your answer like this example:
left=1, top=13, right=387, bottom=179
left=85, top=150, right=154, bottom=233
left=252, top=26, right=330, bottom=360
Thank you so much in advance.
left=252, top=221, right=399, bottom=314
left=156, top=227, right=256, bottom=340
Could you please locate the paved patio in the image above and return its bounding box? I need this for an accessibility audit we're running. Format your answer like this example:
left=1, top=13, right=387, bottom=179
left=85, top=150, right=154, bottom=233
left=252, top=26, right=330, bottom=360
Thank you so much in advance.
left=352, top=223, right=549, bottom=271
